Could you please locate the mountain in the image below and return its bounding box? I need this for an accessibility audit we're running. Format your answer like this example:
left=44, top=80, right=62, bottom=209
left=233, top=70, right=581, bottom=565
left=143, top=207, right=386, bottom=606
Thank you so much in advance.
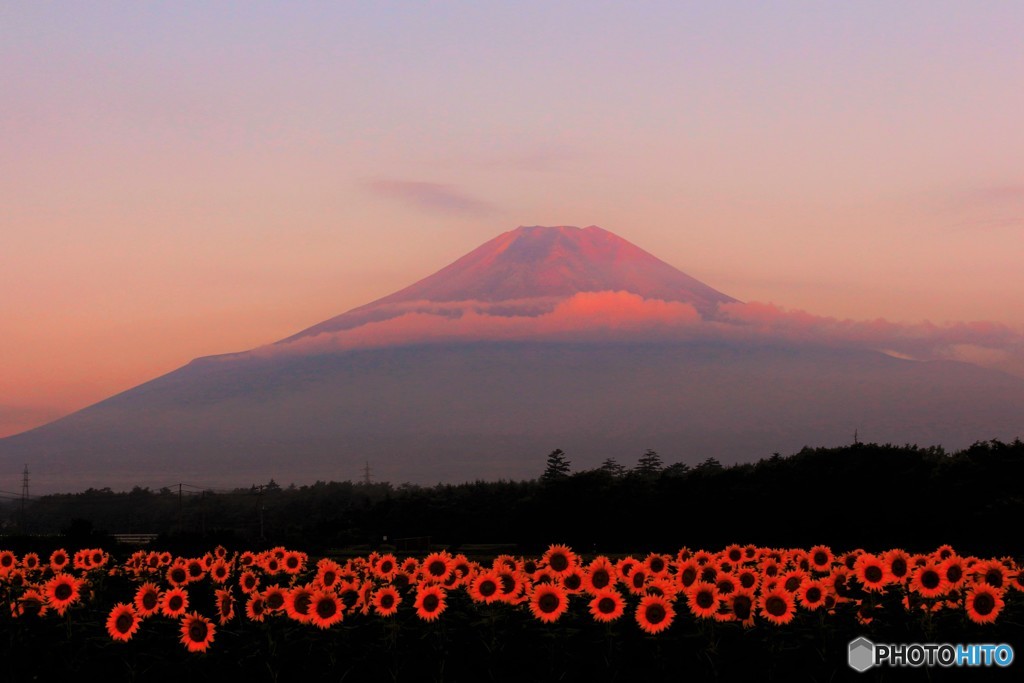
left=2, top=225, right=1023, bottom=492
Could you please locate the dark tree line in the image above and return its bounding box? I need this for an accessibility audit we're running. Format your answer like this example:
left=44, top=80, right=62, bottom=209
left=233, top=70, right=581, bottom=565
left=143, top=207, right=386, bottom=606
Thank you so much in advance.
left=3, top=440, right=1022, bottom=557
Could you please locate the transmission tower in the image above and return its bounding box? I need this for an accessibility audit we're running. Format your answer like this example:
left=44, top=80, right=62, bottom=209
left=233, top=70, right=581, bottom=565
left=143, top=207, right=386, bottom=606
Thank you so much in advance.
left=362, top=461, right=372, bottom=485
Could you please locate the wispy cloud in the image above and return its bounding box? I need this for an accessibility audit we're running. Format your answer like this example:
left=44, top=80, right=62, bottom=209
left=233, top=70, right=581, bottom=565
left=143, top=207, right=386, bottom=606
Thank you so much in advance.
left=361, top=179, right=497, bottom=216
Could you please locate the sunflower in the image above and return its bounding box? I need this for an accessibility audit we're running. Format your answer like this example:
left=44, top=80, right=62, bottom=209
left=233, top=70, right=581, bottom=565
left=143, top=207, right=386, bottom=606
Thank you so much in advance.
left=541, top=544, right=577, bottom=577
left=239, top=570, right=260, bottom=594
left=797, top=579, right=828, bottom=610
left=495, top=570, right=523, bottom=602
left=315, top=559, right=343, bottom=591
left=44, top=574, right=83, bottom=615
left=161, top=587, right=190, bottom=618
left=675, top=560, right=699, bottom=590
left=965, top=584, right=1004, bottom=624
left=372, top=554, right=399, bottom=581
left=884, top=549, right=911, bottom=583
left=723, top=544, right=744, bottom=565
left=284, top=586, right=315, bottom=623
left=685, top=581, right=720, bottom=619
left=262, top=586, right=287, bottom=613
left=715, top=573, right=738, bottom=597
left=529, top=583, right=568, bottom=623
left=372, top=586, right=401, bottom=617
left=588, top=589, right=625, bottom=623
left=853, top=553, right=891, bottom=593
left=414, top=585, right=447, bottom=622
left=933, top=544, right=956, bottom=562
left=562, top=569, right=585, bottom=594
left=166, top=563, right=189, bottom=588
left=20, top=552, right=40, bottom=573
left=49, top=549, right=70, bottom=573
left=308, top=591, right=344, bottom=629
left=644, top=553, right=671, bottom=577
left=736, top=569, right=760, bottom=591
left=469, top=571, right=503, bottom=604
left=626, top=567, right=649, bottom=595
left=910, top=562, right=950, bottom=599
left=134, top=582, right=162, bottom=617
left=185, top=558, right=205, bottom=583
left=420, top=552, right=454, bottom=584
left=808, top=545, right=833, bottom=573
left=635, top=594, right=675, bottom=634
left=728, top=589, right=757, bottom=628
left=15, top=589, right=48, bottom=618
left=179, top=612, right=216, bottom=653
left=215, top=588, right=235, bottom=625
left=106, top=603, right=140, bottom=642
left=208, top=559, right=231, bottom=584
left=584, top=557, right=617, bottom=594
left=780, top=569, right=808, bottom=594
left=282, top=550, right=306, bottom=575
left=760, top=586, right=797, bottom=626
left=973, top=561, right=1006, bottom=590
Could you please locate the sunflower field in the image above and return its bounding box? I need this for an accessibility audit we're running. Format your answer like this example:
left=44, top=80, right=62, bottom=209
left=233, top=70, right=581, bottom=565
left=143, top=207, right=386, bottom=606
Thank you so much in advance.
left=1, top=544, right=1021, bottom=681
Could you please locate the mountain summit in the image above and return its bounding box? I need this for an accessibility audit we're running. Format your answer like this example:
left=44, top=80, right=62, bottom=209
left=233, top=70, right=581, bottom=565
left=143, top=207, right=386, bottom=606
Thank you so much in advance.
left=281, top=225, right=735, bottom=344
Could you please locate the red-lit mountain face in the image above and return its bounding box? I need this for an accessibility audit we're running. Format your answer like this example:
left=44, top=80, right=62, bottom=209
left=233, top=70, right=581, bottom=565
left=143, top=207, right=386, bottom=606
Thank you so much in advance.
left=2, top=225, right=1022, bottom=492
left=277, top=225, right=736, bottom=345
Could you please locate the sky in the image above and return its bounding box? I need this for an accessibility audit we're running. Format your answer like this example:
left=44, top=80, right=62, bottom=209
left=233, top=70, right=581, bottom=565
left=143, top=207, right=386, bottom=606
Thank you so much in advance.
left=2, top=2, right=1023, bottom=437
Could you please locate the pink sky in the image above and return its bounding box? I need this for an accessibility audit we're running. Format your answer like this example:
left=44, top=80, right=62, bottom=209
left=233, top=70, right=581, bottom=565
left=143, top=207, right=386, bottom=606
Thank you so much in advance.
left=2, top=3, right=1023, bottom=437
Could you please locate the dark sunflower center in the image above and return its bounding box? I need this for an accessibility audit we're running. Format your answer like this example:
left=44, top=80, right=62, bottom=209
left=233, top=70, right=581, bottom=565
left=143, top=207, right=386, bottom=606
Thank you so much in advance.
left=0, top=556, right=12, bottom=567
left=294, top=594, right=311, bottom=614
left=142, top=592, right=158, bottom=610
left=55, top=584, right=73, bottom=601
left=381, top=561, right=393, bottom=573
left=286, top=557, right=298, bottom=568
left=696, top=590, right=714, bottom=609
left=739, top=572, right=755, bottom=588
left=549, top=553, right=569, bottom=572
left=733, top=595, right=752, bottom=619
left=564, top=574, right=581, bottom=590
left=765, top=596, right=787, bottom=617
left=171, top=569, right=186, bottom=583
left=480, top=580, right=497, bottom=596
left=700, top=568, right=717, bottom=582
left=380, top=593, right=395, bottom=608
left=921, top=570, right=940, bottom=589
left=423, top=594, right=440, bottom=612
left=428, top=561, right=446, bottom=576
left=316, top=598, right=337, bottom=619
left=946, top=565, right=962, bottom=582
left=188, top=564, right=202, bottom=577
left=985, top=570, right=1003, bottom=588
left=973, top=593, right=995, bottom=615
left=188, top=621, right=208, bottom=642
left=632, top=572, right=646, bottom=589
left=592, top=569, right=610, bottom=589
left=598, top=597, right=616, bottom=614
left=499, top=575, right=515, bottom=593
left=864, top=566, right=883, bottom=583
left=891, top=558, right=907, bottom=576
left=813, top=552, right=828, bottom=566
left=729, top=549, right=742, bottom=562
left=784, top=577, right=801, bottom=592
left=651, top=558, right=666, bottom=572
left=267, top=593, right=284, bottom=610
left=645, top=604, right=666, bottom=624
left=115, top=613, right=134, bottom=633
left=169, top=596, right=183, bottom=610
left=806, top=587, right=822, bottom=602
left=538, top=593, right=560, bottom=613
left=681, top=567, right=696, bottom=586
left=323, top=571, right=336, bottom=585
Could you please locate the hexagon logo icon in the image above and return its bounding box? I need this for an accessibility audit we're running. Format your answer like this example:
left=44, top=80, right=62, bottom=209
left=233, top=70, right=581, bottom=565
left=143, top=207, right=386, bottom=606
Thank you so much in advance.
left=848, top=637, right=875, bottom=672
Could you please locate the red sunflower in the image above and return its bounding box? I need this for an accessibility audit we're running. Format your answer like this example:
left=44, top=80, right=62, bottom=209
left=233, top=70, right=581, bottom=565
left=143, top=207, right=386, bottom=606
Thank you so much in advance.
left=414, top=585, right=447, bottom=622
left=372, top=586, right=401, bottom=617
left=588, top=589, right=625, bottom=623
left=965, top=584, right=1004, bottom=624
left=760, top=586, right=797, bottom=626
left=106, top=603, right=141, bottom=642
left=179, top=612, right=216, bottom=653
left=529, top=583, right=569, bottom=623
left=635, top=594, right=675, bottom=634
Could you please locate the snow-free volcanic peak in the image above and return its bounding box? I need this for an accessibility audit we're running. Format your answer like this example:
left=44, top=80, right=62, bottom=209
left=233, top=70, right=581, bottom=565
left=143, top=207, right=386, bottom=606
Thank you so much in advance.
left=282, top=225, right=736, bottom=344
